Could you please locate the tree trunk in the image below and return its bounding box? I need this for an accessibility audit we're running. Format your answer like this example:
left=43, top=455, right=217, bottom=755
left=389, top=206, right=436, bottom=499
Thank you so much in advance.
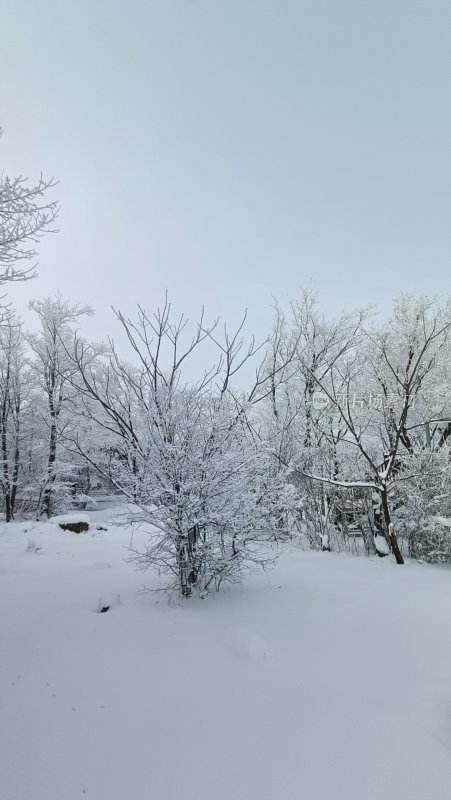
left=176, top=536, right=192, bottom=598
left=380, top=488, right=404, bottom=564
left=10, top=426, right=20, bottom=519
left=176, top=525, right=201, bottom=597
left=3, top=491, right=11, bottom=523
left=372, top=498, right=387, bottom=557
left=1, top=413, right=11, bottom=522
left=42, top=420, right=57, bottom=517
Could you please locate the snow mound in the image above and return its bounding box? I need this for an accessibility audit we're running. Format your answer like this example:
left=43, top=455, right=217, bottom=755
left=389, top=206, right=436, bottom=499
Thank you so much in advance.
left=96, top=593, right=122, bottom=613
left=25, top=539, right=42, bottom=554
left=226, top=625, right=270, bottom=662
left=76, top=494, right=98, bottom=510
left=374, top=534, right=390, bottom=555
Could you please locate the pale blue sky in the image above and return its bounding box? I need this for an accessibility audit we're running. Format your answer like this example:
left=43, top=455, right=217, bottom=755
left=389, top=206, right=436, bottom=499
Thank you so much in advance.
left=1, top=0, right=450, bottom=343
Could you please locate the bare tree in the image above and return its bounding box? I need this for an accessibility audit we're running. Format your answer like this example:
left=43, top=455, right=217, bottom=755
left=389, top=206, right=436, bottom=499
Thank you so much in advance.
left=28, top=294, right=93, bottom=517
left=294, top=296, right=451, bottom=564
left=0, top=128, right=59, bottom=293
left=68, top=298, right=297, bottom=597
left=257, top=290, right=370, bottom=548
left=0, top=320, right=26, bottom=520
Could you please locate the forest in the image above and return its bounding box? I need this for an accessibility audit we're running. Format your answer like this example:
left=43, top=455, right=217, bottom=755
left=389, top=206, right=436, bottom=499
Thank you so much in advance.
left=1, top=286, right=450, bottom=595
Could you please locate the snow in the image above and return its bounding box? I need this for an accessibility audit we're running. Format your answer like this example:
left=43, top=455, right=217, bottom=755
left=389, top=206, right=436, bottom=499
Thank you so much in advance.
left=374, top=534, right=390, bottom=555
left=432, top=515, right=451, bottom=529
left=1, top=509, right=451, bottom=799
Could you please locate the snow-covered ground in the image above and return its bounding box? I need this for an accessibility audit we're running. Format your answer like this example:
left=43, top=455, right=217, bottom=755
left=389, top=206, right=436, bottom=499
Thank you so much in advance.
left=1, top=510, right=451, bottom=799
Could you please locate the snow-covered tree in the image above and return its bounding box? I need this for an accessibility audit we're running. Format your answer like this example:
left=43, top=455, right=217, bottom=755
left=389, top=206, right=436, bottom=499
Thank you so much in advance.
left=28, top=294, right=93, bottom=517
left=0, top=320, right=28, bottom=520
left=69, top=299, right=297, bottom=596
left=0, top=128, right=59, bottom=304
left=258, top=289, right=369, bottom=550
left=289, top=294, right=451, bottom=563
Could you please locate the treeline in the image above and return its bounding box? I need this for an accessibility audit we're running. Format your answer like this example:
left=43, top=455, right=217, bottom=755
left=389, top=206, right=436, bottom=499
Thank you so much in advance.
left=1, top=289, right=451, bottom=595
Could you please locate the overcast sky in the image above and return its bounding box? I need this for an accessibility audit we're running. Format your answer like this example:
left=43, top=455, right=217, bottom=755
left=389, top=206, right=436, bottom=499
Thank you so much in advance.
left=1, top=0, right=450, bottom=346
